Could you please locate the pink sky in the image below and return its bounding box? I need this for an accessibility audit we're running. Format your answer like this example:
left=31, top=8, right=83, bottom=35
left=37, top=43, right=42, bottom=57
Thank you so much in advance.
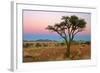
left=23, top=10, right=91, bottom=35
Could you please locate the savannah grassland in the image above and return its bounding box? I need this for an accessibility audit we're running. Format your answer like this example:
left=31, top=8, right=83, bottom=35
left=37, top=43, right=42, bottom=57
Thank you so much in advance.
left=23, top=41, right=91, bottom=62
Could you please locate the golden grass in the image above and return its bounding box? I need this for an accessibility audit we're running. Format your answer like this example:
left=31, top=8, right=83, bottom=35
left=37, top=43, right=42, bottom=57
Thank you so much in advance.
left=23, top=44, right=91, bottom=62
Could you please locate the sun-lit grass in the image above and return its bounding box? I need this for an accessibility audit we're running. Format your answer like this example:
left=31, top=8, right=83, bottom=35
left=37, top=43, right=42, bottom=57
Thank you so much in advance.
left=23, top=41, right=91, bottom=62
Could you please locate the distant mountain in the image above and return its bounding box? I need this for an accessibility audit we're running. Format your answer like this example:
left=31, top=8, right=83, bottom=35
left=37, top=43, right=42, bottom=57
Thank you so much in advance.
left=23, top=39, right=58, bottom=42
left=35, top=39, right=58, bottom=42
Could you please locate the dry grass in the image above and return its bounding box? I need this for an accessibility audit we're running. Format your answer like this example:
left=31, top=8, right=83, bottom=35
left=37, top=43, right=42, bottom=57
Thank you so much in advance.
left=23, top=43, right=91, bottom=62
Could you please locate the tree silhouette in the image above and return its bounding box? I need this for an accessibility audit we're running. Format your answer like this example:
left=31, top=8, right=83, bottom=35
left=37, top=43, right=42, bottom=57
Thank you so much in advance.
left=46, top=15, right=86, bottom=58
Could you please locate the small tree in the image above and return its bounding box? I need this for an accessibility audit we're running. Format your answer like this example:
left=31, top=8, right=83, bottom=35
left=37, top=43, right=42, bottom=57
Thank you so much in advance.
left=46, top=15, right=86, bottom=58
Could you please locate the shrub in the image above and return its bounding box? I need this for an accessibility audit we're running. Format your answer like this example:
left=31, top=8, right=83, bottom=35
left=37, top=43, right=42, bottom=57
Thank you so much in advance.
left=23, top=43, right=34, bottom=48
left=84, top=41, right=90, bottom=45
left=60, top=42, right=65, bottom=46
left=43, top=43, right=48, bottom=47
left=35, top=43, right=42, bottom=47
left=23, top=43, right=30, bottom=48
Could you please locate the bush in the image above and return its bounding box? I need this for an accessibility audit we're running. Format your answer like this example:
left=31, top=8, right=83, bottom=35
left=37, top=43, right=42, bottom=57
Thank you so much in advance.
left=84, top=41, right=91, bottom=45
left=43, top=43, right=48, bottom=47
left=60, top=42, right=65, bottom=46
left=23, top=43, right=30, bottom=48
left=35, top=43, right=42, bottom=47
left=23, top=43, right=34, bottom=48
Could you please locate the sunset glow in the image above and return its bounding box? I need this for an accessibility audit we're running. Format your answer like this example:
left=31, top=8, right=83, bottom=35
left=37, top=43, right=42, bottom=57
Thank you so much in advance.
left=23, top=10, right=91, bottom=41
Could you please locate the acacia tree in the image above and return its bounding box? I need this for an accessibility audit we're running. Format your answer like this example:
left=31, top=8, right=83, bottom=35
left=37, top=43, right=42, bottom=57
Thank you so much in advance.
left=46, top=15, right=86, bottom=58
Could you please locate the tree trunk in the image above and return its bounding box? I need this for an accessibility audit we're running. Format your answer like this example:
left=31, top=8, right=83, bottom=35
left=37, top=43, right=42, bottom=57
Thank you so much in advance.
left=64, top=39, right=71, bottom=58
left=66, top=42, right=70, bottom=58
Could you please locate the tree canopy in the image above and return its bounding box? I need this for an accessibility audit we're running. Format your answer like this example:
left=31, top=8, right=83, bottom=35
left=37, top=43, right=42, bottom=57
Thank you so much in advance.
left=46, top=15, right=86, bottom=43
